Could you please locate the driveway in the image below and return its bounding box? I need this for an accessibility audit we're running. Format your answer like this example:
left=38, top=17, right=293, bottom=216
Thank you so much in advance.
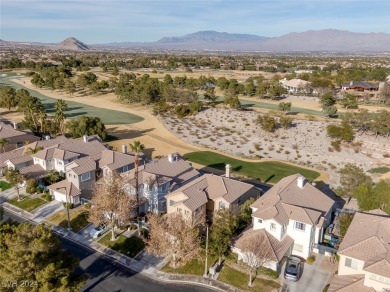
left=31, top=200, right=63, bottom=222
left=280, top=254, right=331, bottom=292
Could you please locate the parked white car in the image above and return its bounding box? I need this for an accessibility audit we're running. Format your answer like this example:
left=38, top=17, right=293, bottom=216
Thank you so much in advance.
left=89, top=225, right=107, bottom=238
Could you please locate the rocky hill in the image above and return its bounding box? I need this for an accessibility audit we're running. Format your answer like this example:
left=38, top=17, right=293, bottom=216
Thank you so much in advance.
left=56, top=37, right=89, bottom=50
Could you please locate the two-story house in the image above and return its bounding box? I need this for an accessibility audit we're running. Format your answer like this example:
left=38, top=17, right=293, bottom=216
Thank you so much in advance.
left=0, top=122, right=40, bottom=152
left=122, top=153, right=199, bottom=214
left=328, top=210, right=390, bottom=292
left=233, top=174, right=335, bottom=272
left=166, top=168, right=261, bottom=222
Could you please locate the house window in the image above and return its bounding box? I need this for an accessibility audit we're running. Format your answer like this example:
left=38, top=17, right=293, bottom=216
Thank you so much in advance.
left=146, top=184, right=153, bottom=191
left=270, top=223, right=276, bottom=230
left=177, top=208, right=182, bottom=213
left=258, top=219, right=263, bottom=223
left=293, top=243, right=303, bottom=253
left=369, top=273, right=390, bottom=284
left=58, top=161, right=63, bottom=165
left=170, top=200, right=176, bottom=206
left=185, top=210, right=189, bottom=215
left=122, top=165, right=129, bottom=172
left=81, top=172, right=91, bottom=182
left=294, top=221, right=306, bottom=231
left=345, top=257, right=358, bottom=270
left=219, top=201, right=226, bottom=209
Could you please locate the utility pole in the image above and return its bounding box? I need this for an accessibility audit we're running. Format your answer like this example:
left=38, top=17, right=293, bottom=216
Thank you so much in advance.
left=203, top=224, right=209, bottom=278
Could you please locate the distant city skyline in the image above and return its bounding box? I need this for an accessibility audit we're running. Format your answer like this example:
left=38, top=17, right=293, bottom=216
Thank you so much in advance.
left=1, top=0, right=389, bottom=43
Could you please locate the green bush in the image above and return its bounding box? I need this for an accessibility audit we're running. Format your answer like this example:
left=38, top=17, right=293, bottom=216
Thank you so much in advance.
left=41, top=192, right=53, bottom=202
left=140, top=227, right=149, bottom=239
left=175, top=104, right=190, bottom=118
left=331, top=140, right=341, bottom=152
left=129, top=223, right=138, bottom=230
left=259, top=267, right=279, bottom=279
left=307, top=255, right=316, bottom=264
left=63, top=202, right=74, bottom=209
left=25, top=178, right=38, bottom=194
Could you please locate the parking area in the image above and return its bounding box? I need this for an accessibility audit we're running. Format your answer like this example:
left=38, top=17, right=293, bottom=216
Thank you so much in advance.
left=280, top=254, right=332, bottom=292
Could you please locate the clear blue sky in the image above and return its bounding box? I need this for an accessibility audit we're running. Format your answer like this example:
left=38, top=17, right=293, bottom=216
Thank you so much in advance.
left=1, top=0, right=389, bottom=43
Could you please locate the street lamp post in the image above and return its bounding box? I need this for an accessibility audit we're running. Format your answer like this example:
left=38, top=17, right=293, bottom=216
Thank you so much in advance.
left=203, top=224, right=209, bottom=278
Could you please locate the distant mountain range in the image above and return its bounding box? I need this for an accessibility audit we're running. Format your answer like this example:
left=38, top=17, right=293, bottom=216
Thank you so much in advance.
left=157, top=30, right=269, bottom=43
left=3, top=29, right=390, bottom=52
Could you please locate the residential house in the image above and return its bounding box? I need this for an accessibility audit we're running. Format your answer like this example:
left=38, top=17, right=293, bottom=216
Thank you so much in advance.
left=97, top=149, right=135, bottom=177
left=233, top=174, right=335, bottom=272
left=328, top=210, right=390, bottom=292
left=341, top=81, right=379, bottom=92
left=166, top=165, right=261, bottom=221
left=122, top=153, right=199, bottom=214
left=280, top=78, right=312, bottom=94
left=47, top=180, right=81, bottom=205
left=0, top=122, right=40, bottom=152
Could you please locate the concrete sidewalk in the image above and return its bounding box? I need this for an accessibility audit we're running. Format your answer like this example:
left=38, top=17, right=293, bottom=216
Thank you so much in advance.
left=2, top=203, right=240, bottom=292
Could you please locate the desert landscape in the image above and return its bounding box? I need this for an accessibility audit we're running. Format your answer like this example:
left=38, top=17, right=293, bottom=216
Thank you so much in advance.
left=162, top=106, right=390, bottom=186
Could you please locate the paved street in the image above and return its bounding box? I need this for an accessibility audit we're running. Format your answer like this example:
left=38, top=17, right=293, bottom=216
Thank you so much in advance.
left=3, top=209, right=217, bottom=292
left=280, top=255, right=331, bottom=292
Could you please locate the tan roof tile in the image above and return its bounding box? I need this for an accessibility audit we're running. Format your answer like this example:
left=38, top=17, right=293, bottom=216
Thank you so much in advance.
left=0, top=148, right=25, bottom=167
left=328, top=274, right=375, bottom=292
left=66, top=157, right=97, bottom=175
left=168, top=174, right=261, bottom=211
left=47, top=180, right=81, bottom=197
left=251, top=174, right=334, bottom=225
left=234, top=228, right=293, bottom=261
left=98, top=150, right=135, bottom=171
left=338, top=211, right=390, bottom=261
left=19, top=164, right=48, bottom=179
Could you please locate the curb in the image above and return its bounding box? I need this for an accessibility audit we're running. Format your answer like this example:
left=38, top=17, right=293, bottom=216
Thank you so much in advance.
left=2, top=205, right=239, bottom=292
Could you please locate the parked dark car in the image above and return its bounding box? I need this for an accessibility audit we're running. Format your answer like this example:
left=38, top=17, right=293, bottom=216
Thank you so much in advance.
left=284, top=256, right=302, bottom=281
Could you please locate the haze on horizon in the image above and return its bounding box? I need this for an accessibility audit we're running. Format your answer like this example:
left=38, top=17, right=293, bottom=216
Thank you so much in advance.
left=1, top=0, right=389, bottom=43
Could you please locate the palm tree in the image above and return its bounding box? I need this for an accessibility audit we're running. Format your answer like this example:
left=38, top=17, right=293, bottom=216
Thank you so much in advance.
left=24, top=146, right=43, bottom=155
left=7, top=168, right=25, bottom=201
left=129, top=140, right=145, bottom=234
left=0, top=138, right=8, bottom=153
left=55, top=99, right=68, bottom=135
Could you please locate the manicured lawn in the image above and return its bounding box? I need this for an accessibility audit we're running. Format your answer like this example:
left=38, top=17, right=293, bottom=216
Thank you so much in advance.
left=47, top=207, right=90, bottom=232
left=218, top=265, right=280, bottom=292
left=0, top=181, right=11, bottom=191
left=8, top=195, right=46, bottom=212
left=161, top=255, right=218, bottom=276
left=184, top=151, right=320, bottom=183
left=98, top=233, right=145, bottom=258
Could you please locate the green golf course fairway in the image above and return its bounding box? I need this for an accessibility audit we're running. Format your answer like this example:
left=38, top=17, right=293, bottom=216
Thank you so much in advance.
left=0, top=76, right=143, bottom=125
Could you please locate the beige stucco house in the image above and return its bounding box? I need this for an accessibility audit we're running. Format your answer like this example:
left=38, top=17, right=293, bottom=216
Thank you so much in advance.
left=165, top=169, right=261, bottom=222
left=328, top=210, right=390, bottom=292
left=233, top=174, right=335, bottom=272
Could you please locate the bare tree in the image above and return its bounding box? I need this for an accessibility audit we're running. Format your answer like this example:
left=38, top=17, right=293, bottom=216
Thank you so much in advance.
left=147, top=213, right=200, bottom=268
left=238, top=232, right=274, bottom=287
left=89, top=171, right=135, bottom=241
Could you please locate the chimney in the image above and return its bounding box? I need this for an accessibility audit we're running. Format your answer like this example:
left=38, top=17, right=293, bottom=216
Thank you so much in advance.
left=225, top=164, right=231, bottom=178
left=83, top=134, right=88, bottom=143
left=122, top=144, right=127, bottom=154
left=168, top=153, right=174, bottom=163
left=13, top=122, right=18, bottom=129
left=297, top=176, right=305, bottom=188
